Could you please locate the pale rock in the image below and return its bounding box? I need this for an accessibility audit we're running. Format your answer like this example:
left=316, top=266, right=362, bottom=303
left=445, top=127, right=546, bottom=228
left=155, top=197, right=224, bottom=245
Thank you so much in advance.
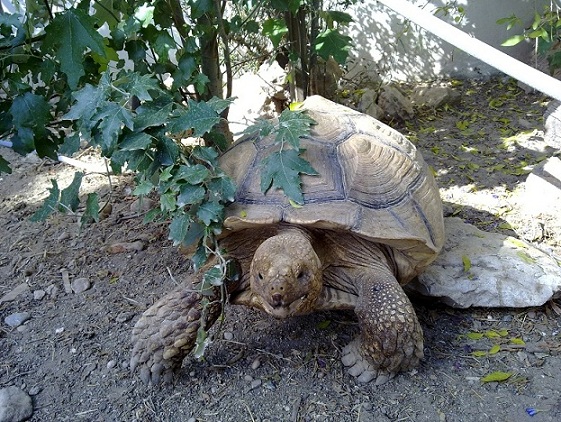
left=513, top=157, right=561, bottom=243
left=358, top=89, right=383, bottom=120
left=410, top=217, right=561, bottom=308
left=544, top=100, right=561, bottom=149
left=0, top=284, right=30, bottom=304
left=130, top=198, right=155, bottom=213
left=71, top=278, right=91, bottom=294
left=4, top=313, right=30, bottom=328
left=377, top=86, right=414, bottom=121
left=0, top=386, right=33, bottom=422
left=33, top=290, right=45, bottom=301
left=412, top=86, right=460, bottom=108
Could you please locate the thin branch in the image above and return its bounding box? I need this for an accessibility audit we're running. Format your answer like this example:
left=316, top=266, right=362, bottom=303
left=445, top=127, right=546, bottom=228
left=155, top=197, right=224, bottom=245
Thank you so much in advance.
left=215, top=0, right=233, bottom=99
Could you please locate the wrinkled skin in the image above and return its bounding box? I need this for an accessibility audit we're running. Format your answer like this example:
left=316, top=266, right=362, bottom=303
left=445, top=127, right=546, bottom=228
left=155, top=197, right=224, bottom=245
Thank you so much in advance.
left=130, top=228, right=424, bottom=385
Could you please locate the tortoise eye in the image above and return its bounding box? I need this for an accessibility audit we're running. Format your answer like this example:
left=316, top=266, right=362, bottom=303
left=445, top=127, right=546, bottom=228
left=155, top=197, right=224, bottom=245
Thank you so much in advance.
left=297, top=270, right=307, bottom=281
left=258, top=273, right=264, bottom=281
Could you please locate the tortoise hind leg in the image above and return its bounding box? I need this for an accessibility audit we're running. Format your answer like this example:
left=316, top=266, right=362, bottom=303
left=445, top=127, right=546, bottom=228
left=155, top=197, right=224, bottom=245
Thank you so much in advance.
left=130, top=278, right=223, bottom=385
left=340, top=264, right=424, bottom=384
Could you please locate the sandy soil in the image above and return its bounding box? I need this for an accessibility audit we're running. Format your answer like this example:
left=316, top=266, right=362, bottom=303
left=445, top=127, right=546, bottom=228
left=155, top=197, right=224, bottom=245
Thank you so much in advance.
left=1, top=77, right=560, bottom=422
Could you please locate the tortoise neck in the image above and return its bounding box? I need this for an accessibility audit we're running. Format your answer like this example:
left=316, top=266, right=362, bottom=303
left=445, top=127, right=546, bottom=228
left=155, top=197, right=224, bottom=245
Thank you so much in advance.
left=276, top=225, right=313, bottom=242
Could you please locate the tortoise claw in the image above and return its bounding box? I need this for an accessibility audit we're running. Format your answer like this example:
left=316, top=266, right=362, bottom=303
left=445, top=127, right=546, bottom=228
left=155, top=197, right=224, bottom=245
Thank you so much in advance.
left=341, top=339, right=397, bottom=385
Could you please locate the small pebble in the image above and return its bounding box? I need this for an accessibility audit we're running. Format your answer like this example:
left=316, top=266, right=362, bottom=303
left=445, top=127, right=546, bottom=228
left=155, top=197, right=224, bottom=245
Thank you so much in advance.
left=244, top=375, right=253, bottom=382
left=0, top=386, right=33, bottom=422
left=45, top=285, right=58, bottom=298
left=28, top=386, right=41, bottom=396
left=57, top=231, right=70, bottom=241
left=223, top=331, right=234, bottom=341
left=71, top=278, right=91, bottom=294
left=4, top=312, right=30, bottom=328
left=33, top=290, right=46, bottom=301
left=251, top=358, right=261, bottom=370
left=249, top=379, right=262, bottom=390
left=115, top=312, right=134, bottom=323
left=106, top=360, right=116, bottom=370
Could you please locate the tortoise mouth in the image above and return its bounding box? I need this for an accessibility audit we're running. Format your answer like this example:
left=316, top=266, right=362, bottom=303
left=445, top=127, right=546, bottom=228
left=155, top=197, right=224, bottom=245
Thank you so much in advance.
left=263, top=295, right=308, bottom=319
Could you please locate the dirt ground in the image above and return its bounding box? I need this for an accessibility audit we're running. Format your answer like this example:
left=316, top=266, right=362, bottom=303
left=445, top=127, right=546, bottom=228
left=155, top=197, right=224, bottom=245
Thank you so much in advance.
left=1, top=78, right=561, bottom=422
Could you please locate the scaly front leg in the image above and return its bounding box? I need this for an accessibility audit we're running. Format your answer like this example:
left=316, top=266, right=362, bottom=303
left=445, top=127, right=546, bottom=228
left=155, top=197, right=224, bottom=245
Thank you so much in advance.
left=341, top=264, right=424, bottom=384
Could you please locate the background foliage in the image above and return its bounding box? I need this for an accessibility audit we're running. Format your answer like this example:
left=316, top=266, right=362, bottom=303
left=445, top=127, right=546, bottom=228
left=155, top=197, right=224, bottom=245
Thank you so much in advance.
left=0, top=0, right=354, bottom=250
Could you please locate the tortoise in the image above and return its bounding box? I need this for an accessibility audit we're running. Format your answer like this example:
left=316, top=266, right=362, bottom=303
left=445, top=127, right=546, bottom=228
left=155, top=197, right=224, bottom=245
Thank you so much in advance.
left=130, top=95, right=445, bottom=385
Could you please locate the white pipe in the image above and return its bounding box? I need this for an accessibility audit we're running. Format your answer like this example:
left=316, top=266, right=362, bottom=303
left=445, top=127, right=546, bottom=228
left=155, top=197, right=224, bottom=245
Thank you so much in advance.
left=377, top=0, right=561, bottom=102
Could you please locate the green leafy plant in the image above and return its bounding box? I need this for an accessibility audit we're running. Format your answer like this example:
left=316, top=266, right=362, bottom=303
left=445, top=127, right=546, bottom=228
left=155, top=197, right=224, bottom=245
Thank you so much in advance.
left=1, top=0, right=350, bottom=355
left=498, top=5, right=561, bottom=75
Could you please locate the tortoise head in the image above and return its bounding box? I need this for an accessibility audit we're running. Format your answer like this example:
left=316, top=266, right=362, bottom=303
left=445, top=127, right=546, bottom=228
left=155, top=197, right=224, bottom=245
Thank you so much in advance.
left=249, top=230, right=322, bottom=318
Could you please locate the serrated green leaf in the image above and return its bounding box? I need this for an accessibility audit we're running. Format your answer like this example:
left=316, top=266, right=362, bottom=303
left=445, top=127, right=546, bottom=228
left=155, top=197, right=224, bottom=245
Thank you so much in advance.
left=206, top=97, right=235, bottom=115
left=191, top=242, right=209, bottom=271
left=94, top=103, right=134, bottom=155
left=133, top=179, right=154, bottom=196
left=81, top=192, right=100, bottom=224
left=262, top=18, right=288, bottom=48
left=169, top=100, right=220, bottom=137
left=176, top=164, right=210, bottom=184
left=183, top=220, right=205, bottom=246
left=169, top=214, right=191, bottom=245
left=208, top=175, right=236, bottom=203
left=192, top=73, right=210, bottom=95
left=462, top=255, right=471, bottom=272
left=119, top=132, right=153, bottom=151
left=178, top=184, right=206, bottom=206
left=125, top=73, right=162, bottom=101
left=243, top=118, right=275, bottom=138
left=43, top=9, right=106, bottom=88
left=160, top=192, right=176, bottom=212
left=275, top=109, right=315, bottom=148
left=58, top=132, right=81, bottom=156
left=155, top=137, right=179, bottom=166
left=197, top=201, right=223, bottom=226
left=260, top=149, right=318, bottom=204
left=159, top=166, right=174, bottom=182
left=64, top=83, right=107, bottom=122
left=203, top=265, right=224, bottom=287
left=133, top=100, right=174, bottom=131
left=314, top=28, right=352, bottom=64
left=192, top=146, right=219, bottom=166
left=30, top=180, right=60, bottom=222
left=0, top=155, right=12, bottom=174
left=173, top=53, right=197, bottom=88
left=59, top=171, right=83, bottom=213
left=321, top=10, right=353, bottom=26
left=10, top=92, right=51, bottom=136
left=481, top=371, right=512, bottom=383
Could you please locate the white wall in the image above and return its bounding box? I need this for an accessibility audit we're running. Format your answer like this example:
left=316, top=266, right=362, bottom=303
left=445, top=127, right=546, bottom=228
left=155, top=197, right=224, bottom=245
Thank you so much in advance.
left=345, top=0, right=552, bottom=82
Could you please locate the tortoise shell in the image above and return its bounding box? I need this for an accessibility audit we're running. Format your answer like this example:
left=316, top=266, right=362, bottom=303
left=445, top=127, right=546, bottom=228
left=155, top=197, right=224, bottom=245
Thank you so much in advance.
left=219, top=96, right=445, bottom=283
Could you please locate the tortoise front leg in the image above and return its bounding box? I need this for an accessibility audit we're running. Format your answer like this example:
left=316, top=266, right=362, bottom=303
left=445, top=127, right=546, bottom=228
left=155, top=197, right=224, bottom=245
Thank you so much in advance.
left=130, top=277, right=223, bottom=385
left=340, top=264, right=424, bottom=384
